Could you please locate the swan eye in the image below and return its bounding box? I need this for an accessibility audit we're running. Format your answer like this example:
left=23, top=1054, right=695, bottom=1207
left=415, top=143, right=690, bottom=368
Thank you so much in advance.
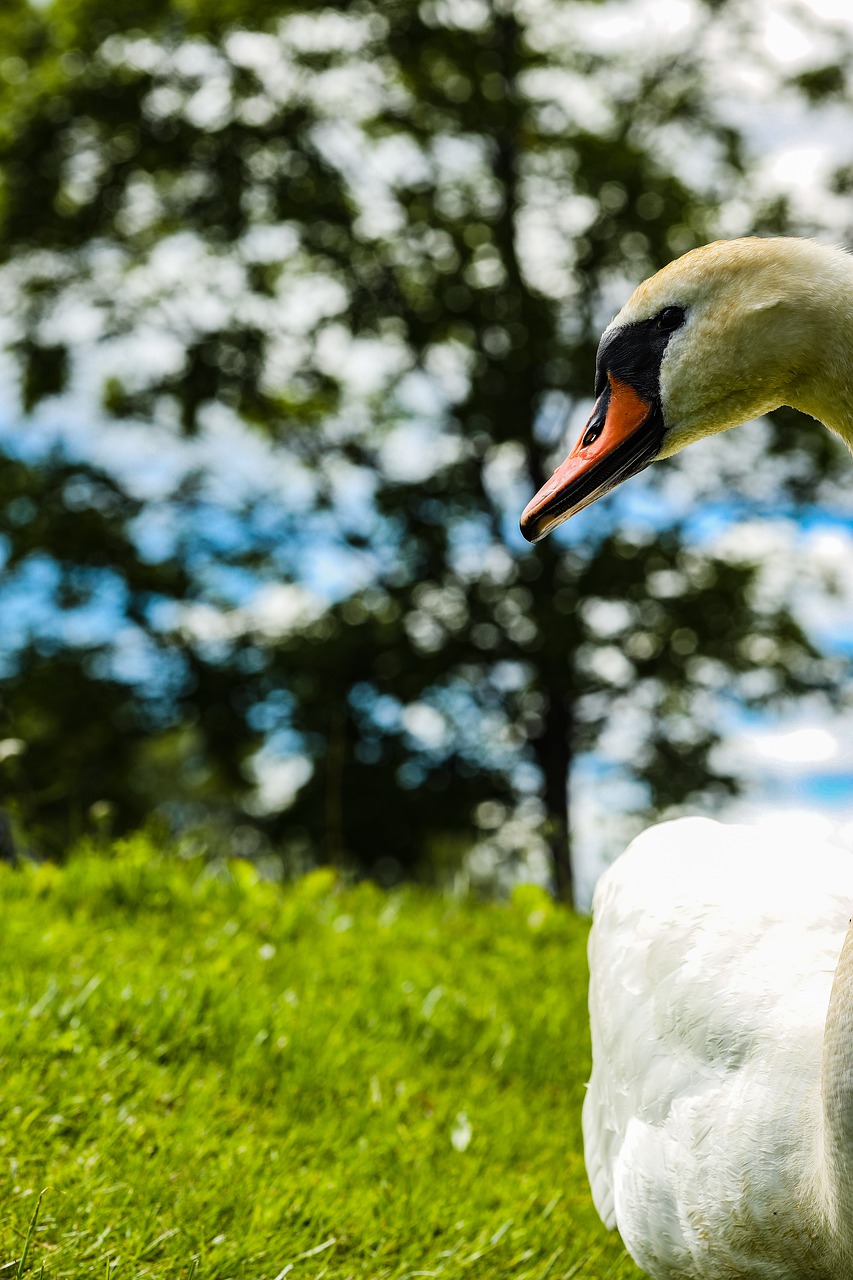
left=656, top=306, right=684, bottom=333
left=583, top=426, right=601, bottom=448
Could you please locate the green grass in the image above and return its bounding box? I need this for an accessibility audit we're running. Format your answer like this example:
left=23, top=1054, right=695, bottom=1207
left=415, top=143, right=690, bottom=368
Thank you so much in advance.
left=0, top=837, right=644, bottom=1280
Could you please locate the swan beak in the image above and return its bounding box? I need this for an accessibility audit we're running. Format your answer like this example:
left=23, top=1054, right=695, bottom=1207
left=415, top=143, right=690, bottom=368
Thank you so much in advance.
left=519, top=376, right=664, bottom=543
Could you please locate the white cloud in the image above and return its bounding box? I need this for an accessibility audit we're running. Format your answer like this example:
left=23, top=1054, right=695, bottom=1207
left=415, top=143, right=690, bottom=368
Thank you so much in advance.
left=734, top=724, right=839, bottom=767
left=755, top=726, right=839, bottom=765
left=244, top=752, right=313, bottom=816
left=176, top=583, right=324, bottom=644
left=401, top=703, right=448, bottom=751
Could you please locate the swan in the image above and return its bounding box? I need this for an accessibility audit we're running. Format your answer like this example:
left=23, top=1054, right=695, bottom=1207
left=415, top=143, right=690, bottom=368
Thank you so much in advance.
left=519, top=237, right=853, bottom=1278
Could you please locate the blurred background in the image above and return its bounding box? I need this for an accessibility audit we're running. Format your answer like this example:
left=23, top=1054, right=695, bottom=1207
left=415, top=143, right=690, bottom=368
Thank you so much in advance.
left=2, top=0, right=853, bottom=907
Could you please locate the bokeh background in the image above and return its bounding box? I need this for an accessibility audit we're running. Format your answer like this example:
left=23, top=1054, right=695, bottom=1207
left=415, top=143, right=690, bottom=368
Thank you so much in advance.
left=3, top=0, right=853, bottom=906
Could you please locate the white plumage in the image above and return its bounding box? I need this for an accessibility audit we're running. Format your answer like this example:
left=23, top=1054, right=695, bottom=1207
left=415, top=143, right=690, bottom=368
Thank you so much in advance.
left=584, top=817, right=853, bottom=1278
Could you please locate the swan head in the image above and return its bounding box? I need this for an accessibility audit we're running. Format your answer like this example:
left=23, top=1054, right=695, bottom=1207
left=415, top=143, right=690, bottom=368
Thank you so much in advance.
left=520, top=237, right=850, bottom=542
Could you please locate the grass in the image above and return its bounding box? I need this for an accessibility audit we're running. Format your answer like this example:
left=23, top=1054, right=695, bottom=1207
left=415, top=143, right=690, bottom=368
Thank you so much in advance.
left=0, top=837, right=644, bottom=1280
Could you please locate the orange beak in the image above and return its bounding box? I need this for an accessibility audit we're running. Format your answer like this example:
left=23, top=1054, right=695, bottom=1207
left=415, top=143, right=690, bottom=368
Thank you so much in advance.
left=519, top=375, right=664, bottom=542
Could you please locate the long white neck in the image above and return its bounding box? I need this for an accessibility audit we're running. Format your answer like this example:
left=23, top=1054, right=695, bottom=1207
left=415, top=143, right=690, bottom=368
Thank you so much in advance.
left=821, top=919, right=853, bottom=1263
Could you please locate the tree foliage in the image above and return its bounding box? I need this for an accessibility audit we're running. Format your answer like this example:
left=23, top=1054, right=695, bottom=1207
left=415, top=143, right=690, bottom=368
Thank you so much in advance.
left=0, top=0, right=848, bottom=899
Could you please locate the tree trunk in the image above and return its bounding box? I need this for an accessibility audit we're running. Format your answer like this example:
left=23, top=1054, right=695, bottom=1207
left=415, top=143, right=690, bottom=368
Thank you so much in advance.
left=482, top=11, right=577, bottom=902
left=0, top=809, right=16, bottom=863
left=325, top=706, right=346, bottom=867
left=533, top=690, right=574, bottom=905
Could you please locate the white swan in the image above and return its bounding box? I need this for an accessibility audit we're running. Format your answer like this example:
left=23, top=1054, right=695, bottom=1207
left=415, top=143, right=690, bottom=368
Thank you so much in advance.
left=519, top=237, right=853, bottom=1278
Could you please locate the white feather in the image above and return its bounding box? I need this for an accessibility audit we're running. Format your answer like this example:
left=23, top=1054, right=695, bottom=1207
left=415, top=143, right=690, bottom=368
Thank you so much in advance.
left=584, top=817, right=853, bottom=1278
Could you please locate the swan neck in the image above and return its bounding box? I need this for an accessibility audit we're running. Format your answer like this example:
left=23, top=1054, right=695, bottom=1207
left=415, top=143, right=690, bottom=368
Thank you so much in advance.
left=821, top=917, right=853, bottom=1257
left=791, top=264, right=853, bottom=445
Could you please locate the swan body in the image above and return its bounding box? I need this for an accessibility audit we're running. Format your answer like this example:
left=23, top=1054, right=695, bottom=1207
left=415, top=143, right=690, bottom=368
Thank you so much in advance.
left=585, top=818, right=853, bottom=1279
left=517, top=237, right=853, bottom=1275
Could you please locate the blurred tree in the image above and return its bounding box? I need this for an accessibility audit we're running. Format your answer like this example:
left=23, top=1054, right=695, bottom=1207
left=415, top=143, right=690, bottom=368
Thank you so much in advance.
left=0, top=0, right=846, bottom=897
left=0, top=447, right=270, bottom=853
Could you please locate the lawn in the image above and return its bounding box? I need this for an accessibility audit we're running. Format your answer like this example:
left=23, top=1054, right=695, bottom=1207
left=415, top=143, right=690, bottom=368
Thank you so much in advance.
left=0, top=838, right=644, bottom=1279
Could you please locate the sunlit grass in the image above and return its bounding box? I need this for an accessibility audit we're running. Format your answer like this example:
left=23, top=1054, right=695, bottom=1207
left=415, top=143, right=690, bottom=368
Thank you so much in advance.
left=0, top=839, right=643, bottom=1279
